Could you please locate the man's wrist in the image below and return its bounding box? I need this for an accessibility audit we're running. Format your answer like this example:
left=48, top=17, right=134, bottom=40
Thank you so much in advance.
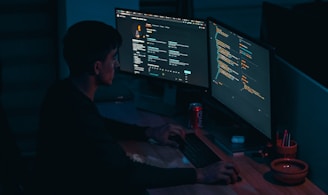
left=145, top=127, right=152, bottom=138
left=195, top=168, right=204, bottom=183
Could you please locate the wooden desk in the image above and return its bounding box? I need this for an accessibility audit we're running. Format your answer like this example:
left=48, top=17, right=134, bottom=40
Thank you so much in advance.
left=97, top=101, right=326, bottom=195
left=120, top=137, right=325, bottom=195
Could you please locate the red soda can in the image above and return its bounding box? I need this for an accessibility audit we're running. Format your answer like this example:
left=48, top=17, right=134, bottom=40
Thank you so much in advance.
left=188, top=102, right=203, bottom=129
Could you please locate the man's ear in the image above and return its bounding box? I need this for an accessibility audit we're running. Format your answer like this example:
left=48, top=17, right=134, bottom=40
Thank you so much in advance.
left=93, top=61, right=102, bottom=75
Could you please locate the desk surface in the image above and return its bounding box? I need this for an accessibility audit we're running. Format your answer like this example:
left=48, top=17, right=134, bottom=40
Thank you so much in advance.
left=121, top=138, right=325, bottom=195
left=97, top=101, right=326, bottom=195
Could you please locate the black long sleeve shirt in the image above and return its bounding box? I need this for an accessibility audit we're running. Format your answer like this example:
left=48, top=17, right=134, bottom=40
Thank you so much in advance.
left=34, top=78, right=196, bottom=195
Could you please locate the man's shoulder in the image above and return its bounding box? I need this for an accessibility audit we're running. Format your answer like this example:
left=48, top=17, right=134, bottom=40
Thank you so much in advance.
left=41, top=78, right=75, bottom=108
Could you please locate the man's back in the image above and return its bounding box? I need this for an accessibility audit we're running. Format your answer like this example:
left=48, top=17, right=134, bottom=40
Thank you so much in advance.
left=34, top=79, right=136, bottom=194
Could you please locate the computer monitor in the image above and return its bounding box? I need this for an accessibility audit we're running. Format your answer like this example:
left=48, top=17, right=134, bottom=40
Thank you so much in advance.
left=115, top=8, right=209, bottom=115
left=207, top=17, right=274, bottom=153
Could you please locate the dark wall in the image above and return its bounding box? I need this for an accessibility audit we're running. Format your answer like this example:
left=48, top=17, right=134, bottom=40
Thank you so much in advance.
left=0, top=0, right=58, bottom=155
left=261, top=1, right=328, bottom=88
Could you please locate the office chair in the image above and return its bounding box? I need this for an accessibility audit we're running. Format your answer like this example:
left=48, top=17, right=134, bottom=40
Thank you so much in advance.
left=0, top=103, right=26, bottom=195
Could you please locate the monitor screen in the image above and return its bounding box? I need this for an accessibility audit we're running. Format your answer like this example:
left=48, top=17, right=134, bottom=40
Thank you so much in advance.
left=115, top=8, right=209, bottom=89
left=208, top=17, right=273, bottom=141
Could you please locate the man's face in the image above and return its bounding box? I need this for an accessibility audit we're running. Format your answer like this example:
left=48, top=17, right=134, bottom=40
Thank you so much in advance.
left=96, top=48, right=119, bottom=85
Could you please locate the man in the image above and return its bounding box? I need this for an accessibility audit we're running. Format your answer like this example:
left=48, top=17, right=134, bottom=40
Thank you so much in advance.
left=34, top=20, right=239, bottom=195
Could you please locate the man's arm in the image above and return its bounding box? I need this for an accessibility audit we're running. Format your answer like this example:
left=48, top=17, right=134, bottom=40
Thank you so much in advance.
left=102, top=116, right=149, bottom=141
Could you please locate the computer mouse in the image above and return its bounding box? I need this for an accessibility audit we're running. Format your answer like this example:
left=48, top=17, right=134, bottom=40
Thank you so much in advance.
left=237, top=175, right=242, bottom=182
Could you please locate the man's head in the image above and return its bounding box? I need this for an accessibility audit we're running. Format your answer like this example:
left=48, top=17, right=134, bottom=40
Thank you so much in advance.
left=63, top=20, right=122, bottom=82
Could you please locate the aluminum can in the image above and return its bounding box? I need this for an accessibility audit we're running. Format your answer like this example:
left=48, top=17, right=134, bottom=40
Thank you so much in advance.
left=188, top=102, right=203, bottom=129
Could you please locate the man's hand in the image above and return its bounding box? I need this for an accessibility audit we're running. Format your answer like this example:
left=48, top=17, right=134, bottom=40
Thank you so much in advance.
left=145, top=123, right=186, bottom=147
left=196, top=161, right=240, bottom=184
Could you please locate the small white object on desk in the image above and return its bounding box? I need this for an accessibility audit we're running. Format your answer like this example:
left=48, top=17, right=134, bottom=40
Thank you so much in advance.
left=231, top=135, right=245, bottom=144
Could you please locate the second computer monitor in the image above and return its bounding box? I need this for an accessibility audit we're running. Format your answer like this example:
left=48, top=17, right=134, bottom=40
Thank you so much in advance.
left=208, top=17, right=273, bottom=141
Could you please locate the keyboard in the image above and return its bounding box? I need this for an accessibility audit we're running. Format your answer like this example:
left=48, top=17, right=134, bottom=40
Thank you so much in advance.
left=170, top=133, right=222, bottom=168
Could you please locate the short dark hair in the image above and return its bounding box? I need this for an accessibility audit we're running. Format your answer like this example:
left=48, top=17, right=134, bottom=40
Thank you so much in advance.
left=63, top=20, right=122, bottom=75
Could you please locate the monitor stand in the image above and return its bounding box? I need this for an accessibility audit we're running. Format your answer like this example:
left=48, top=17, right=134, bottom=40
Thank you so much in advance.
left=202, top=96, right=271, bottom=156
left=134, top=80, right=181, bottom=116
left=207, top=124, right=270, bottom=156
